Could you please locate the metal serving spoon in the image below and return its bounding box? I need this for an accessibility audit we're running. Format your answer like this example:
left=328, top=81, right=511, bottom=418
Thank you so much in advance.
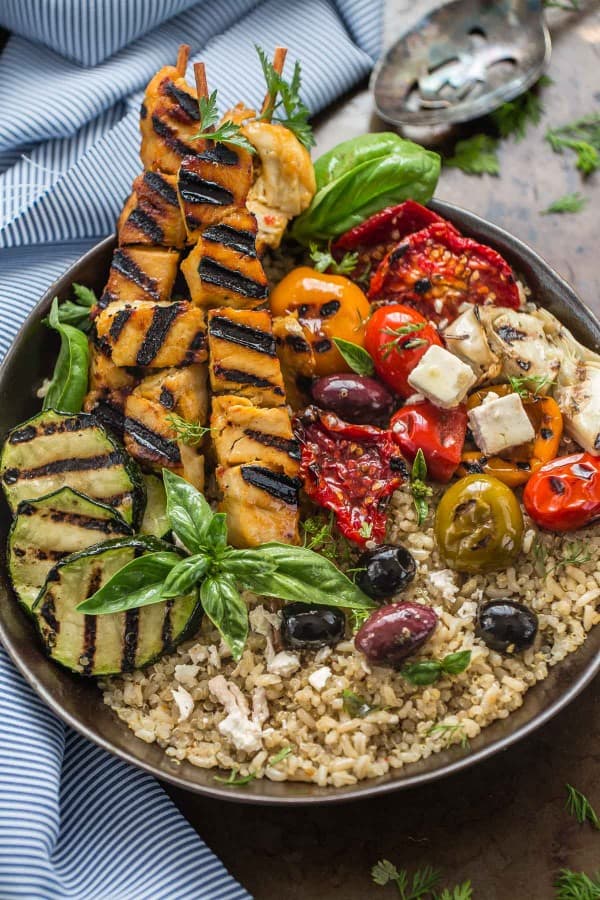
left=372, top=0, right=551, bottom=127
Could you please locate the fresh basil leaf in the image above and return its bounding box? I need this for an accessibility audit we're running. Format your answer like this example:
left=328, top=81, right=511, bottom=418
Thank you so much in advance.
left=205, top=513, right=228, bottom=553
left=412, top=448, right=427, bottom=483
left=200, top=574, right=248, bottom=660
left=234, top=543, right=376, bottom=610
left=162, top=469, right=214, bottom=553
left=77, top=550, right=181, bottom=614
left=400, top=660, right=443, bottom=686
left=333, top=338, right=375, bottom=376
left=219, top=549, right=278, bottom=580
left=441, top=650, right=472, bottom=675
left=161, top=553, right=210, bottom=599
left=43, top=298, right=90, bottom=414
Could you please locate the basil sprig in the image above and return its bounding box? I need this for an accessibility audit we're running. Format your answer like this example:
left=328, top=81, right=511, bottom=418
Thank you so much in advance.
left=333, top=338, right=375, bottom=376
left=43, top=297, right=90, bottom=414
left=78, top=470, right=375, bottom=659
left=401, top=650, right=472, bottom=686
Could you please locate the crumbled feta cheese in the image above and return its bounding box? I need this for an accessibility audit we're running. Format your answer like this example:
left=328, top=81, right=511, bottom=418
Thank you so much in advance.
left=207, top=645, right=221, bottom=669
left=218, top=710, right=263, bottom=753
left=249, top=604, right=282, bottom=636
left=174, top=664, right=199, bottom=687
left=171, top=686, right=194, bottom=722
left=428, top=569, right=459, bottom=603
left=308, top=666, right=332, bottom=691
left=407, top=345, right=476, bottom=409
left=188, top=643, right=208, bottom=665
left=314, top=646, right=332, bottom=664
left=468, top=392, right=535, bottom=456
left=267, top=650, right=301, bottom=677
left=252, top=686, right=269, bottom=727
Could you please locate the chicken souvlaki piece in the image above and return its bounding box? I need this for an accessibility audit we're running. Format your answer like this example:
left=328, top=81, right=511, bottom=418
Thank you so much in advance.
left=123, top=366, right=208, bottom=491
left=93, top=300, right=207, bottom=368
left=177, top=141, right=253, bottom=241
left=211, top=396, right=300, bottom=476
left=272, top=315, right=316, bottom=410
left=207, top=307, right=286, bottom=407
left=140, top=64, right=200, bottom=175
left=99, top=246, right=180, bottom=307
left=181, top=208, right=268, bottom=309
left=118, top=171, right=186, bottom=249
left=83, top=348, right=138, bottom=437
left=217, top=463, right=300, bottom=547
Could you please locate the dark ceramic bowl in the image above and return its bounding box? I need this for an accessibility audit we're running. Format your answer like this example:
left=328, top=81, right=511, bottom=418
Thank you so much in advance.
left=1, top=201, right=598, bottom=805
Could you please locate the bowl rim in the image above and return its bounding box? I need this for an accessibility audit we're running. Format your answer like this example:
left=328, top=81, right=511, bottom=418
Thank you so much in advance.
left=1, top=200, right=598, bottom=806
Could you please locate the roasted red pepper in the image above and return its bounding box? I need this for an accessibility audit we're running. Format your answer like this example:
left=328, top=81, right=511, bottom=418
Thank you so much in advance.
left=368, top=222, right=521, bottom=324
left=391, top=401, right=467, bottom=483
left=296, top=407, right=407, bottom=545
left=523, top=452, right=600, bottom=532
left=332, top=201, right=446, bottom=287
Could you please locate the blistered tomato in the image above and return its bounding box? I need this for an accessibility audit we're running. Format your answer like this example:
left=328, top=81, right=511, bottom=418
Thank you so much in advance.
left=364, top=304, right=442, bottom=398
left=523, top=453, right=600, bottom=531
left=270, top=267, right=370, bottom=376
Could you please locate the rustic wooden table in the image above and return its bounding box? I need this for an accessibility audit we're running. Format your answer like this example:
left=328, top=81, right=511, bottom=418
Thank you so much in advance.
left=166, top=4, right=600, bottom=898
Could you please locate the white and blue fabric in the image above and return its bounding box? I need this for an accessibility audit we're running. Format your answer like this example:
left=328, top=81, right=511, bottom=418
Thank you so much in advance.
left=0, top=1, right=383, bottom=897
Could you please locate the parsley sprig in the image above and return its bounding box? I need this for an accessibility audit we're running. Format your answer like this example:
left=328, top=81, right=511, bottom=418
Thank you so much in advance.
left=309, top=241, right=358, bottom=275
left=491, top=76, right=552, bottom=141
left=546, top=113, right=600, bottom=177
left=542, top=192, right=587, bottom=215
left=256, top=46, right=315, bottom=149
left=566, top=785, right=600, bottom=830
left=444, top=135, right=500, bottom=176
left=193, top=90, right=255, bottom=153
left=410, top=449, right=433, bottom=526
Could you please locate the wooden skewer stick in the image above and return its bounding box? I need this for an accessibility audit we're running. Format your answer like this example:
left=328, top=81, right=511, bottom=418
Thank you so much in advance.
left=260, top=46, right=288, bottom=116
left=175, top=43, right=190, bottom=77
left=193, top=62, right=209, bottom=100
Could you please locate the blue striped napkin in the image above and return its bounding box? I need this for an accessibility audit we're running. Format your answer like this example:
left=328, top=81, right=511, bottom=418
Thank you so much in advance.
left=0, top=1, right=383, bottom=897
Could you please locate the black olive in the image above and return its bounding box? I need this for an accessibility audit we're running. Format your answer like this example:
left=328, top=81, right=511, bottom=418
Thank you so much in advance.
left=476, top=600, right=538, bottom=653
left=281, top=603, right=345, bottom=649
left=355, top=544, right=417, bottom=600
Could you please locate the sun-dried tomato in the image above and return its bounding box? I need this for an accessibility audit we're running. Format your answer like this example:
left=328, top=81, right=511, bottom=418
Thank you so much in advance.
left=295, top=407, right=407, bottom=545
left=332, top=201, right=447, bottom=287
left=368, top=222, right=521, bottom=324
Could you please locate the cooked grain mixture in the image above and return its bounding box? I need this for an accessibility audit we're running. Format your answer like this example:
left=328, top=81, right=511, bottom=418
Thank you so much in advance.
left=102, top=483, right=600, bottom=787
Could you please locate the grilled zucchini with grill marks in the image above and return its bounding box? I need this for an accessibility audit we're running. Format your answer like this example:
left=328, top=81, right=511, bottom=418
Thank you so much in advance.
left=140, top=474, right=170, bottom=539
left=100, top=246, right=180, bottom=306
left=178, top=142, right=253, bottom=240
left=94, top=300, right=207, bottom=368
left=207, top=307, right=285, bottom=407
left=217, top=464, right=300, bottom=547
left=33, top=536, right=201, bottom=675
left=118, top=171, right=186, bottom=248
left=8, top=488, right=132, bottom=612
left=140, top=66, right=200, bottom=175
left=181, top=209, right=268, bottom=309
left=211, top=396, right=300, bottom=476
left=0, top=410, right=145, bottom=527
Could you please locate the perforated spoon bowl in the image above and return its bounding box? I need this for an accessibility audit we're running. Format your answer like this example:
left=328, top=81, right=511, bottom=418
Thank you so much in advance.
left=372, top=0, right=551, bottom=127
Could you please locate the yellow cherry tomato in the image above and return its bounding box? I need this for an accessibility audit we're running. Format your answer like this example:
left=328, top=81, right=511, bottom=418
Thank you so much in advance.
left=270, top=266, right=371, bottom=376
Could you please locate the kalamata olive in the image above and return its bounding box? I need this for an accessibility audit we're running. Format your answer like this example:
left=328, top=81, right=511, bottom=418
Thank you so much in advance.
left=311, top=374, right=394, bottom=425
left=281, top=602, right=345, bottom=649
left=355, top=601, right=438, bottom=667
left=476, top=600, right=538, bottom=653
left=355, top=544, right=416, bottom=600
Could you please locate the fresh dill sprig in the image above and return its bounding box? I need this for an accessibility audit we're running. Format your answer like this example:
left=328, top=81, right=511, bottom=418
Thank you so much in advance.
left=256, top=46, right=315, bottom=149
left=542, top=193, right=587, bottom=215
left=309, top=241, right=358, bottom=275
left=427, top=722, right=470, bottom=750
left=554, top=542, right=592, bottom=574
left=565, top=785, right=600, bottom=830
left=193, top=90, right=255, bottom=153
left=167, top=413, right=212, bottom=446
left=546, top=113, right=600, bottom=177
left=381, top=323, right=428, bottom=359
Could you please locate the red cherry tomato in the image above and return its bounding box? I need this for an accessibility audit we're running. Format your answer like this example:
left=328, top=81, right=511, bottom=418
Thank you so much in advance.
left=364, top=304, right=442, bottom=398
left=523, top=452, right=600, bottom=532
left=368, top=222, right=521, bottom=324
left=391, top=401, right=467, bottom=483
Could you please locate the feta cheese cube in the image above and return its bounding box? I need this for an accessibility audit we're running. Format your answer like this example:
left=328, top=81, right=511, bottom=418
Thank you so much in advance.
left=468, top=392, right=535, bottom=456
left=407, top=345, right=476, bottom=408
left=308, top=666, right=332, bottom=691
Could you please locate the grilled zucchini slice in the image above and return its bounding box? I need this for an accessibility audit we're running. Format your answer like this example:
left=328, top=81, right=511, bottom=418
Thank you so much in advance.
left=8, top=488, right=132, bottom=611
left=0, top=410, right=145, bottom=527
left=33, top=536, right=201, bottom=675
left=140, top=474, right=170, bottom=539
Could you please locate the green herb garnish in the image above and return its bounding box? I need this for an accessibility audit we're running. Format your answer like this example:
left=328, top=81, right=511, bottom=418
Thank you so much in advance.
left=382, top=323, right=427, bottom=358
left=77, top=471, right=375, bottom=659
left=45, top=283, right=96, bottom=333
left=543, top=0, right=579, bottom=11
left=166, top=413, right=212, bottom=446
left=43, top=297, right=90, bottom=415
left=566, top=785, right=600, bottom=830
left=546, top=113, right=600, bottom=177
left=554, top=868, right=600, bottom=899
left=256, top=46, right=314, bottom=149
left=193, top=90, right=255, bottom=153
left=410, top=449, right=433, bottom=527
left=444, top=134, right=500, bottom=176
left=342, top=689, right=381, bottom=718
left=542, top=192, right=587, bottom=215
left=372, top=861, right=441, bottom=897
left=491, top=76, right=553, bottom=141
left=427, top=722, right=470, bottom=750
left=309, top=241, right=358, bottom=275
left=555, top=542, right=592, bottom=574
left=213, top=768, right=256, bottom=786
left=349, top=608, right=370, bottom=633
left=333, top=337, right=375, bottom=376
left=401, top=651, right=472, bottom=686
left=508, top=374, right=555, bottom=398
left=269, top=747, right=293, bottom=765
